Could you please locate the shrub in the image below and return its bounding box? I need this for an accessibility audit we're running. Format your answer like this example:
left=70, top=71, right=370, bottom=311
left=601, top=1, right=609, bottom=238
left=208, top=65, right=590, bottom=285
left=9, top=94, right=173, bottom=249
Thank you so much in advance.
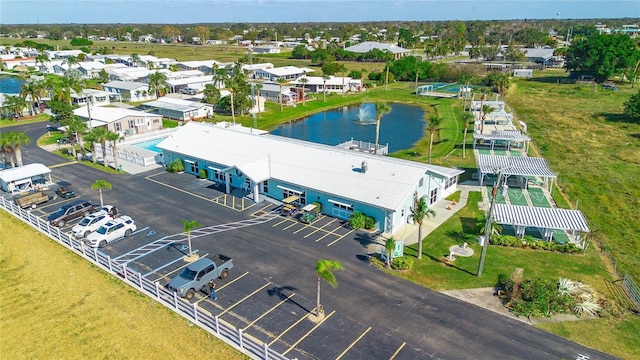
left=167, top=159, right=184, bottom=173
left=199, top=169, right=207, bottom=179
left=349, top=211, right=366, bottom=229
left=364, top=216, right=375, bottom=229
left=391, top=256, right=414, bottom=270
left=312, top=201, right=322, bottom=213
left=70, top=38, right=93, bottom=46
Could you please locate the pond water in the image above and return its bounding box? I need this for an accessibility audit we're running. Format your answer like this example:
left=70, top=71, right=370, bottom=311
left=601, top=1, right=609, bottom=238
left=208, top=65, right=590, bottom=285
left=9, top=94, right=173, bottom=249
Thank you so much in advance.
left=271, top=103, right=425, bottom=153
left=0, top=76, right=25, bottom=94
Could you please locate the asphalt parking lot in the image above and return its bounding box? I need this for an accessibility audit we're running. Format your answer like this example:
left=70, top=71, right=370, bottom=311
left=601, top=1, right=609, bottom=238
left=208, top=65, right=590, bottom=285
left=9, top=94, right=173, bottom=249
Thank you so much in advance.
left=11, top=122, right=615, bottom=360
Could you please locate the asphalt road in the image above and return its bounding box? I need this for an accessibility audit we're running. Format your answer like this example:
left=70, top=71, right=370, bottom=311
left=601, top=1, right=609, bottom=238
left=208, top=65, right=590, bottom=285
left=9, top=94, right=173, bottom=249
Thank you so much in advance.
left=11, top=122, right=617, bottom=360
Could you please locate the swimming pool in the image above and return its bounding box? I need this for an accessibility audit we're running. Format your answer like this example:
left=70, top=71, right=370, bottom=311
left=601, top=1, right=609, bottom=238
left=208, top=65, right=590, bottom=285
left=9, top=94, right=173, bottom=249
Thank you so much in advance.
left=132, top=138, right=166, bottom=153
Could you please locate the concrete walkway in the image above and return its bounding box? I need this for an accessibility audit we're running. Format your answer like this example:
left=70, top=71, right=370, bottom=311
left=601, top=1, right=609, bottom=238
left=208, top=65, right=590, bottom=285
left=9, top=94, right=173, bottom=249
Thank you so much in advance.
left=368, top=184, right=474, bottom=254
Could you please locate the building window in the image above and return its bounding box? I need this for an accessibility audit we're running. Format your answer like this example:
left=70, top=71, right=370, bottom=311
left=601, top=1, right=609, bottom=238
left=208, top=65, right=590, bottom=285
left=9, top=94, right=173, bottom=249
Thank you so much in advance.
left=114, top=122, right=121, bottom=132
left=188, top=160, right=198, bottom=173
left=445, top=176, right=457, bottom=189
left=419, top=178, right=424, bottom=187
left=262, top=180, right=268, bottom=193
left=129, top=120, right=134, bottom=129
left=282, top=189, right=305, bottom=205
left=430, top=188, right=438, bottom=205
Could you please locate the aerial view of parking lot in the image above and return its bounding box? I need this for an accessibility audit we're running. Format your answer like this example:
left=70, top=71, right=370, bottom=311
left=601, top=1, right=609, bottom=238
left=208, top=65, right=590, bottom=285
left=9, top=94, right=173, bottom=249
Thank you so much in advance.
left=1, top=1, right=639, bottom=359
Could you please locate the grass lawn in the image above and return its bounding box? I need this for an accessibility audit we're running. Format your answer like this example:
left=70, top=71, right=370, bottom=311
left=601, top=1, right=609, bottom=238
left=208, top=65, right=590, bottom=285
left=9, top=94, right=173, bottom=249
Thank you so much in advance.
left=0, top=211, right=247, bottom=359
left=504, top=69, right=640, bottom=281
left=0, top=113, right=51, bottom=128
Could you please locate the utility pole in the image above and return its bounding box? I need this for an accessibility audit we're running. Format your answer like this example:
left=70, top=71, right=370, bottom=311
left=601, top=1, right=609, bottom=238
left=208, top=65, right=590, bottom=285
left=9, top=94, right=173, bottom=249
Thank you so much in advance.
left=477, top=166, right=510, bottom=277
left=249, top=45, right=257, bottom=129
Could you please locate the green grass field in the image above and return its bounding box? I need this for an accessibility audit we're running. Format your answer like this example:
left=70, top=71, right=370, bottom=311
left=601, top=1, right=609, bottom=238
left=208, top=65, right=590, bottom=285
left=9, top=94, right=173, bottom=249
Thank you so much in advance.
left=505, top=69, right=640, bottom=281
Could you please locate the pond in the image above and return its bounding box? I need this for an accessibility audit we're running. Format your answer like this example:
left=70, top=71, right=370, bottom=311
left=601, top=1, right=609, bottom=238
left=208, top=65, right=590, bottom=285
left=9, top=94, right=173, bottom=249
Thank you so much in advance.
left=271, top=103, right=425, bottom=153
left=0, top=75, right=25, bottom=94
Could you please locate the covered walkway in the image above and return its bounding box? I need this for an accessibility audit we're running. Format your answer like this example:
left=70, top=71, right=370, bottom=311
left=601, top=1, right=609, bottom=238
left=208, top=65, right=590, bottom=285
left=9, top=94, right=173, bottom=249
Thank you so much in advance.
left=473, top=130, right=531, bottom=153
left=476, top=154, right=557, bottom=191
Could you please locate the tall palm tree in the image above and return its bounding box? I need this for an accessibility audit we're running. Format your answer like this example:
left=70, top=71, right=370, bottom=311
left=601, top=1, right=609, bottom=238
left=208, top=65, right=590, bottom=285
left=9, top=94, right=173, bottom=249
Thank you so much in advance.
left=374, top=102, right=391, bottom=155
left=229, top=88, right=235, bottom=124
left=2, top=95, right=28, bottom=120
left=85, top=127, right=108, bottom=164
left=479, top=93, right=487, bottom=134
left=19, top=80, right=45, bottom=115
left=276, top=77, right=288, bottom=111
left=213, top=66, right=227, bottom=90
left=182, top=219, right=203, bottom=257
left=148, top=71, right=168, bottom=98
left=106, top=131, right=121, bottom=171
left=9, top=131, right=31, bottom=167
left=254, top=83, right=263, bottom=118
left=462, top=112, right=474, bottom=158
left=91, top=179, right=112, bottom=207
left=299, top=77, right=308, bottom=106
left=63, top=55, right=79, bottom=70
left=0, top=132, right=16, bottom=168
left=384, top=237, right=396, bottom=269
left=65, top=116, right=88, bottom=159
left=322, top=75, right=330, bottom=102
left=35, top=51, right=50, bottom=72
left=426, top=115, right=442, bottom=164
left=315, top=259, right=343, bottom=317
left=129, top=53, right=141, bottom=67
left=411, top=196, right=436, bottom=260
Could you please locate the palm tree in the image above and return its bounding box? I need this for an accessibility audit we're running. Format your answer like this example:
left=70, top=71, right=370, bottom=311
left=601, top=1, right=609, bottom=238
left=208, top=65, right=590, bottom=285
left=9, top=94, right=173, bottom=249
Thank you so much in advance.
left=182, top=219, right=203, bottom=257
left=229, top=88, right=235, bottom=124
left=63, top=55, right=79, bottom=70
left=426, top=115, right=442, bottom=164
left=322, top=75, right=330, bottom=102
left=9, top=131, right=31, bottom=167
left=315, top=259, right=343, bottom=318
left=92, top=179, right=112, bottom=207
left=19, top=80, right=45, bottom=116
left=106, top=131, right=121, bottom=171
left=479, top=93, right=487, bottom=134
left=374, top=102, right=391, bottom=155
left=0, top=132, right=16, bottom=168
left=299, top=77, right=308, bottom=106
left=254, top=83, right=263, bottom=117
left=384, top=237, right=396, bottom=269
left=65, top=116, right=88, bottom=159
left=213, top=65, right=227, bottom=89
left=35, top=51, right=50, bottom=72
left=85, top=127, right=108, bottom=164
left=462, top=112, right=474, bottom=158
left=2, top=95, right=28, bottom=120
left=276, top=77, right=288, bottom=111
left=411, top=196, right=436, bottom=260
left=148, top=71, right=168, bottom=98
left=129, top=53, right=141, bottom=67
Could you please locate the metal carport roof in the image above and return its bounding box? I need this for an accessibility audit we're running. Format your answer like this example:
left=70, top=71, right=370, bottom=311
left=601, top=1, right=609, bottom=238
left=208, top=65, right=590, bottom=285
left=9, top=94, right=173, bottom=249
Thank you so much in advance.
left=492, top=204, right=589, bottom=232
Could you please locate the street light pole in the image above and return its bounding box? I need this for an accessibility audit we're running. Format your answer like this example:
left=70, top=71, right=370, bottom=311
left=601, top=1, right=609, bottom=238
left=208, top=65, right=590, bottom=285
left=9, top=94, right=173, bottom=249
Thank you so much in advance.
left=477, top=166, right=510, bottom=277
left=249, top=45, right=257, bottom=129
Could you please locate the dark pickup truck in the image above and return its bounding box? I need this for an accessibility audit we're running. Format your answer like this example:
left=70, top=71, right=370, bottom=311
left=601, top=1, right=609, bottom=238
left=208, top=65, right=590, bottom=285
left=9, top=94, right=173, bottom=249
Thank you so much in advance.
left=167, top=255, right=233, bottom=299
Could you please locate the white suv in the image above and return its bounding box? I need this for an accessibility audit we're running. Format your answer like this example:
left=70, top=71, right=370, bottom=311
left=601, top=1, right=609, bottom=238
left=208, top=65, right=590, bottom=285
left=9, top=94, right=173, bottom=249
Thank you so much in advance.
left=72, top=212, right=113, bottom=239
left=85, top=216, right=137, bottom=248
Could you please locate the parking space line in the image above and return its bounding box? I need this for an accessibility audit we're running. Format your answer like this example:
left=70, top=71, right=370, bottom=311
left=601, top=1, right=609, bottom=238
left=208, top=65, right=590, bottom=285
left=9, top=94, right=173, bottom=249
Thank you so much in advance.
left=282, top=310, right=335, bottom=356
left=217, top=271, right=249, bottom=290
left=389, top=342, right=406, bottom=360
left=146, top=175, right=213, bottom=202
left=304, top=218, right=337, bottom=238
left=315, top=224, right=345, bottom=242
left=268, top=309, right=314, bottom=346
left=335, top=326, right=371, bottom=360
left=218, top=281, right=272, bottom=316
left=282, top=221, right=299, bottom=230
left=242, top=293, right=295, bottom=331
left=272, top=217, right=291, bottom=227
left=145, top=252, right=210, bottom=279
left=327, top=229, right=355, bottom=247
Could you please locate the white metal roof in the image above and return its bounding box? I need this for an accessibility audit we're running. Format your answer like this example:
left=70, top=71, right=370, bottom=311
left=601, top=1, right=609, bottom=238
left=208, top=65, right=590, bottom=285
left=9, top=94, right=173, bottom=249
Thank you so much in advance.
left=103, top=81, right=148, bottom=91
left=473, top=131, right=531, bottom=142
left=477, top=154, right=556, bottom=178
left=344, top=41, right=411, bottom=54
left=261, top=66, right=315, bottom=77
left=166, top=75, right=214, bottom=86
left=74, top=107, right=161, bottom=123
left=293, top=76, right=352, bottom=86
left=143, top=97, right=213, bottom=112
left=493, top=204, right=589, bottom=232
left=157, top=122, right=461, bottom=211
left=0, top=163, right=51, bottom=183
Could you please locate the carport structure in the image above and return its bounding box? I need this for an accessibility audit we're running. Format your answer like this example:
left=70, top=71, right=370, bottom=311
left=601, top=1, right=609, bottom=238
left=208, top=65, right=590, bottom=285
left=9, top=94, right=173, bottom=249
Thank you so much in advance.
left=476, top=154, right=556, bottom=191
left=492, top=204, right=589, bottom=245
left=473, top=130, right=531, bottom=152
left=0, top=163, right=53, bottom=194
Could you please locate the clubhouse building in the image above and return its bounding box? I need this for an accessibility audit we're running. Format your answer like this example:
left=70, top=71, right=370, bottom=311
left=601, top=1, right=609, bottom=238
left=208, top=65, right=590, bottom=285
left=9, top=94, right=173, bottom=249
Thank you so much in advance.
left=157, top=122, right=463, bottom=233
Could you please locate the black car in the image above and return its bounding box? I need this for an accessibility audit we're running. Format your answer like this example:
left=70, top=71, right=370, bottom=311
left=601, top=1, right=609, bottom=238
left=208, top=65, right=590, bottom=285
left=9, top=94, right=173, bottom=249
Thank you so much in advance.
left=46, top=124, right=60, bottom=132
left=56, top=181, right=75, bottom=199
left=47, top=199, right=100, bottom=227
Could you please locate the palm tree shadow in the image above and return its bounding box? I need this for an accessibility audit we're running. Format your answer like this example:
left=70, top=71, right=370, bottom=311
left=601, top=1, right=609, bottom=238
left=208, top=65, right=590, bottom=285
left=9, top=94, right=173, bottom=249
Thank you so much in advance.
left=424, top=252, right=476, bottom=276
left=267, top=286, right=310, bottom=313
left=598, top=112, right=636, bottom=124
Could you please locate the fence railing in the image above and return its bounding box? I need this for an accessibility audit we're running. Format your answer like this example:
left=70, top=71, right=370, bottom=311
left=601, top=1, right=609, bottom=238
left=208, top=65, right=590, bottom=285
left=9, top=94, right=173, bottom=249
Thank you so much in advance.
left=0, top=197, right=289, bottom=360
left=623, top=273, right=640, bottom=312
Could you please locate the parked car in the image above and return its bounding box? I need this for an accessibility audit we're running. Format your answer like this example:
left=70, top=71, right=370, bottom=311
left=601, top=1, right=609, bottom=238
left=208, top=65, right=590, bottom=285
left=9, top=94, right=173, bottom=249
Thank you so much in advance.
left=72, top=212, right=114, bottom=239
left=46, top=123, right=60, bottom=132
left=84, top=216, right=137, bottom=248
left=14, top=190, right=56, bottom=209
left=47, top=199, right=100, bottom=227
left=167, top=255, right=233, bottom=299
left=180, top=87, right=197, bottom=95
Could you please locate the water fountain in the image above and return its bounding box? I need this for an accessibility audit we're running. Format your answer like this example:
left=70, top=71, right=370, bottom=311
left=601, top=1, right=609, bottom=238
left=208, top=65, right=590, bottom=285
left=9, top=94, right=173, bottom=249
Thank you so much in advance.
left=355, top=103, right=377, bottom=125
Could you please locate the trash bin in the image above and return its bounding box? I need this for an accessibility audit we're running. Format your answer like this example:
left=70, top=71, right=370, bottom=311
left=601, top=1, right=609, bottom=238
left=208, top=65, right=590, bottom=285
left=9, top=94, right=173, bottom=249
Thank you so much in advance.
left=118, top=165, right=123, bottom=172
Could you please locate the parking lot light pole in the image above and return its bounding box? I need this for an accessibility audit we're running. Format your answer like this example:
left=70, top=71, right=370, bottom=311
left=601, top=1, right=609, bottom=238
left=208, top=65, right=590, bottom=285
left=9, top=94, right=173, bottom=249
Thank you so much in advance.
left=477, top=165, right=510, bottom=277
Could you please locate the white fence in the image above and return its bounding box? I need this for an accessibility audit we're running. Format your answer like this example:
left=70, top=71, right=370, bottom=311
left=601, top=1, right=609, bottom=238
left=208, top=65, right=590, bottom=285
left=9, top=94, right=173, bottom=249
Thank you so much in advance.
left=0, top=197, right=289, bottom=360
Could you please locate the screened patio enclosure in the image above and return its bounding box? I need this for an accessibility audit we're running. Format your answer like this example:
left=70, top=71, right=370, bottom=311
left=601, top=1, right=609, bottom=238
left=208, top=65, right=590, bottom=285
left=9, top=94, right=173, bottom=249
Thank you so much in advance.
left=476, top=154, right=556, bottom=191
left=473, top=130, right=531, bottom=152
left=492, top=204, right=589, bottom=245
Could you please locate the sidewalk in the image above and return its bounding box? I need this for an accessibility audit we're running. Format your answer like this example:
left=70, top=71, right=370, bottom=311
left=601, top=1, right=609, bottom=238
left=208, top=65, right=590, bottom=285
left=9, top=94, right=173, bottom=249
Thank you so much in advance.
left=368, top=184, right=474, bottom=253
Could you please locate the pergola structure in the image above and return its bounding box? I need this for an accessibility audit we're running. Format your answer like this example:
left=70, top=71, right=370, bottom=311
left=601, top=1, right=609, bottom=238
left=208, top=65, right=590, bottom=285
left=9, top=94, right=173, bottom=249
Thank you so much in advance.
left=492, top=204, right=589, bottom=244
left=476, top=154, right=556, bottom=191
left=473, top=130, right=531, bottom=152
left=416, top=84, right=434, bottom=95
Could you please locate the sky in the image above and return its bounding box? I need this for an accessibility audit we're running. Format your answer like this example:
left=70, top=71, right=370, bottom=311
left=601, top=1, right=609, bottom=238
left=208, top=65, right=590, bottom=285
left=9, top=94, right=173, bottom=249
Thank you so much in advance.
left=1, top=0, right=638, bottom=24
